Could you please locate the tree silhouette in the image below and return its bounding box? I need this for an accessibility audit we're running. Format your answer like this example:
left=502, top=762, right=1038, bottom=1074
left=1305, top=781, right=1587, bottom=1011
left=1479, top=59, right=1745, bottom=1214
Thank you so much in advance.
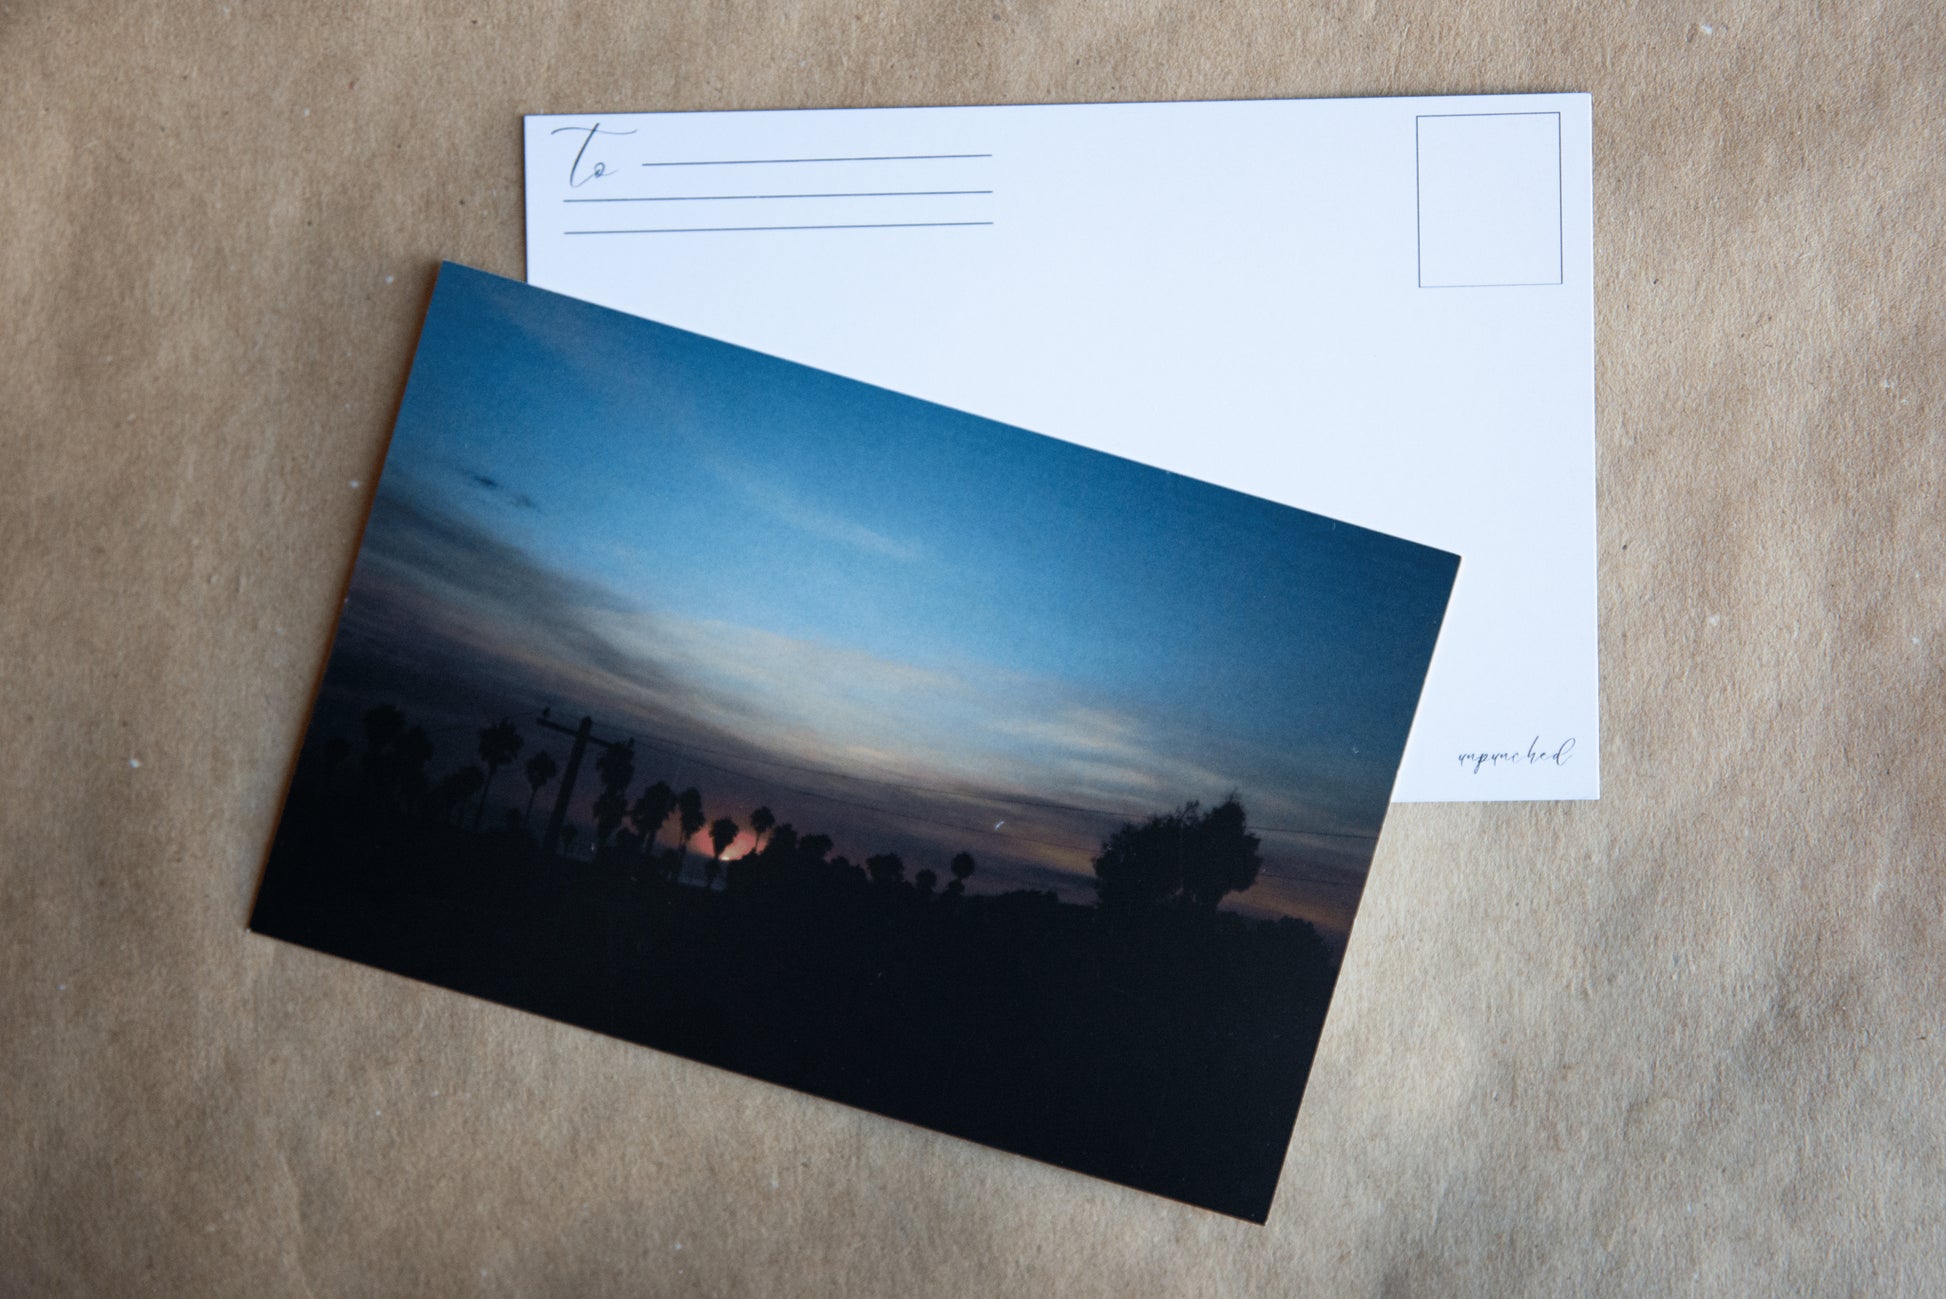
left=674, top=787, right=705, bottom=883
left=594, top=738, right=635, bottom=797
left=797, top=832, right=833, bottom=866
left=829, top=854, right=864, bottom=888
left=764, top=823, right=798, bottom=862
left=1093, top=808, right=1184, bottom=914
left=591, top=739, right=636, bottom=850
left=1178, top=796, right=1262, bottom=911
left=431, top=765, right=485, bottom=825
left=706, top=816, right=738, bottom=892
left=749, top=805, right=775, bottom=855
left=866, top=852, right=906, bottom=889
left=593, top=786, right=629, bottom=851
left=473, top=718, right=523, bottom=830
left=947, top=851, right=976, bottom=898
left=630, top=780, right=676, bottom=866
left=914, top=868, right=937, bottom=900
left=521, top=751, right=558, bottom=830
left=1092, top=798, right=1263, bottom=917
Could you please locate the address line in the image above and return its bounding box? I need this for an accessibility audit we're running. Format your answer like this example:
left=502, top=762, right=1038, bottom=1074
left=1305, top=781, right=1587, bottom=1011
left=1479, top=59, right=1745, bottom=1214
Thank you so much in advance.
left=564, top=221, right=996, bottom=235
left=639, top=152, right=992, bottom=167
left=565, top=189, right=994, bottom=203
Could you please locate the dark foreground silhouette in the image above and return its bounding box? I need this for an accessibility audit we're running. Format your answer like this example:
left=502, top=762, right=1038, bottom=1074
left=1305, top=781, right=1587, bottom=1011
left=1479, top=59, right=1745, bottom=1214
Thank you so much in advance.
left=252, top=716, right=1342, bottom=1222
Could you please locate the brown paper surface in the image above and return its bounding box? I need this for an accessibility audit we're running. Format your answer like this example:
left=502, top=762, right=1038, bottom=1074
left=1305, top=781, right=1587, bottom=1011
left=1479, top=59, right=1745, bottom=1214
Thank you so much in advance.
left=5, top=3, right=1943, bottom=1293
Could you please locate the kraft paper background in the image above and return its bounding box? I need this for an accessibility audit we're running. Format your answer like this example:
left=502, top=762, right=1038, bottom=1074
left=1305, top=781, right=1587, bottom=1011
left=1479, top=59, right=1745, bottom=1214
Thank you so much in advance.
left=5, top=3, right=1942, bottom=1294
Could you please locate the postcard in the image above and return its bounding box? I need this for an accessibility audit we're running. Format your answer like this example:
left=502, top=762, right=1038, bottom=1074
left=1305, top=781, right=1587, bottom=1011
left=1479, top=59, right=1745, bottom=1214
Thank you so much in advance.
left=523, top=92, right=1597, bottom=802
left=252, top=262, right=1457, bottom=1222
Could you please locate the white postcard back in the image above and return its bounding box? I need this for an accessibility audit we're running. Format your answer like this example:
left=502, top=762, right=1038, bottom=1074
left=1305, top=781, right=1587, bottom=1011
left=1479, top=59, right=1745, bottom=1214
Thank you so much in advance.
left=523, top=94, right=1596, bottom=802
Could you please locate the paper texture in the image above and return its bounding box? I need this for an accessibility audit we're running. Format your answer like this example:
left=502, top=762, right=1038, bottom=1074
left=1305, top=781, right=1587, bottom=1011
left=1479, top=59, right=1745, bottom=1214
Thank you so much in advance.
left=523, top=94, right=1599, bottom=803
left=6, top=3, right=1945, bottom=1295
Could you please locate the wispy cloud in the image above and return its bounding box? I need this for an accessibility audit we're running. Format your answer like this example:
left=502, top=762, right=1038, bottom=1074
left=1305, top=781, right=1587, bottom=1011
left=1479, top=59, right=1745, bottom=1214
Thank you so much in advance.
left=341, top=489, right=1373, bottom=929
left=580, top=605, right=1378, bottom=871
left=713, top=465, right=926, bottom=564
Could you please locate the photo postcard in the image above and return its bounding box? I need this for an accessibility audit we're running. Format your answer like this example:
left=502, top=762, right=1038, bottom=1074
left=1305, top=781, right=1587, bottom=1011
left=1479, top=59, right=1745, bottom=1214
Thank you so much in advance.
left=251, top=261, right=1459, bottom=1222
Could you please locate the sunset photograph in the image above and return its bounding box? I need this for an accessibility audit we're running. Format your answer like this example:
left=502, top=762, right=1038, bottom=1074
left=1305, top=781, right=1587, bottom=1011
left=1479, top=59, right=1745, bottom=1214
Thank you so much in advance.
left=251, top=262, right=1459, bottom=1221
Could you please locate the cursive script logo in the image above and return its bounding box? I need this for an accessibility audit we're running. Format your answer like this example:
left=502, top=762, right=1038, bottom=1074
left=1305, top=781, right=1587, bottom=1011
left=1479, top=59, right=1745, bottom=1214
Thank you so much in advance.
left=1456, top=736, right=1575, bottom=774
left=550, top=122, right=637, bottom=188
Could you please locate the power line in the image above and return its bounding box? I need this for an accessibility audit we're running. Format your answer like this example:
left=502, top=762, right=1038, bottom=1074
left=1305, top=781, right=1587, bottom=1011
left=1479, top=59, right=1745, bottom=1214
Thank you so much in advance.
left=349, top=708, right=1378, bottom=869
left=1252, top=866, right=1366, bottom=890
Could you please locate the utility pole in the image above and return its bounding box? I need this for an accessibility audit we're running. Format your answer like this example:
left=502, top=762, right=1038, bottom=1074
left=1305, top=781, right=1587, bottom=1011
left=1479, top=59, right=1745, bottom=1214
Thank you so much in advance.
left=535, top=707, right=626, bottom=859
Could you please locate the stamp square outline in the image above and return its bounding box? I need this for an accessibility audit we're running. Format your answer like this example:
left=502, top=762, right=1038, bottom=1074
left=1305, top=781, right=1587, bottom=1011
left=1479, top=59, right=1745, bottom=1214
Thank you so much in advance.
left=1415, top=111, right=1564, bottom=289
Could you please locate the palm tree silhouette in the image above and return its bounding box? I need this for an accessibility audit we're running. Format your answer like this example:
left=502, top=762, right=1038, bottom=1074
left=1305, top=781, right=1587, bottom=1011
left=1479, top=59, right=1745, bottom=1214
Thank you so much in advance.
left=473, top=718, right=524, bottom=830
left=593, top=786, right=630, bottom=852
left=591, top=739, right=636, bottom=851
left=593, top=737, right=635, bottom=800
left=949, top=851, right=976, bottom=897
left=706, top=816, right=738, bottom=892
left=674, top=787, right=704, bottom=884
left=630, top=780, right=676, bottom=865
left=521, top=751, right=558, bottom=830
left=749, top=805, right=775, bottom=855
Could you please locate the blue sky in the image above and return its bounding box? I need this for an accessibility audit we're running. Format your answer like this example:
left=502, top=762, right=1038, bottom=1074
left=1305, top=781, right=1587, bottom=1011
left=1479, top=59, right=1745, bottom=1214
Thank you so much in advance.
left=321, top=263, right=1456, bottom=937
